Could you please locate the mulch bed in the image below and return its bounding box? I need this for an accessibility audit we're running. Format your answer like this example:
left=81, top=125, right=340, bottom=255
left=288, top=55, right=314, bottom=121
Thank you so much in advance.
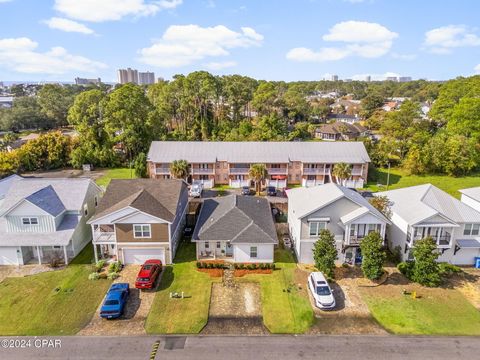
left=234, top=269, right=272, bottom=277
left=197, top=268, right=224, bottom=277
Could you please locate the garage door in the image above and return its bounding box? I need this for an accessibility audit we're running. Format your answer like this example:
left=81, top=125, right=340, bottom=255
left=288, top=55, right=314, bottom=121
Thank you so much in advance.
left=0, top=247, right=19, bottom=265
left=122, top=248, right=166, bottom=265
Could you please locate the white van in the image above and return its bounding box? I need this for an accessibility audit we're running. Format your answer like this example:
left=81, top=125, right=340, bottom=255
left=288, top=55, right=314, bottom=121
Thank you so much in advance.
left=308, top=272, right=336, bottom=310
left=189, top=181, right=203, bottom=198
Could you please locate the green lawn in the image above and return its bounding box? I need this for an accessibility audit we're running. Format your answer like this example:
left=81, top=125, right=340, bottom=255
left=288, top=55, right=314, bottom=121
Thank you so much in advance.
left=240, top=248, right=314, bottom=334
left=360, top=284, right=480, bottom=335
left=145, top=242, right=217, bottom=334
left=365, top=167, right=480, bottom=198
left=95, top=168, right=137, bottom=187
left=0, top=245, right=111, bottom=335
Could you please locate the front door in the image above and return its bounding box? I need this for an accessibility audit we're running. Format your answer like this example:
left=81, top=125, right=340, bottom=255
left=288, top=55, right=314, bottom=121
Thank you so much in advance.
left=225, top=242, right=233, bottom=257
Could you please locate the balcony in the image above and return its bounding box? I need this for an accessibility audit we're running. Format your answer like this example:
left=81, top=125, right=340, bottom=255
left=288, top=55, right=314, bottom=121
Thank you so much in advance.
left=93, top=231, right=116, bottom=243
left=348, top=236, right=363, bottom=245
left=191, top=167, right=214, bottom=175
left=303, top=167, right=328, bottom=175
left=267, top=167, right=288, bottom=175
left=229, top=167, right=250, bottom=174
left=351, top=167, right=363, bottom=176
left=155, top=167, right=170, bottom=175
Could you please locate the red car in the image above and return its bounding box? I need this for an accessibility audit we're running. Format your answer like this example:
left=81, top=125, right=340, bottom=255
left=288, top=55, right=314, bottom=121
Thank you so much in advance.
left=135, top=259, right=162, bottom=289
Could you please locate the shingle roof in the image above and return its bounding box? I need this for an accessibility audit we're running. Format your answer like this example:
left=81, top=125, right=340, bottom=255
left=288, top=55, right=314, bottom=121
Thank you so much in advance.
left=378, top=184, right=480, bottom=225
left=316, top=122, right=366, bottom=135
left=147, top=141, right=371, bottom=164
left=25, top=185, right=66, bottom=216
left=459, top=187, right=480, bottom=202
left=192, top=195, right=278, bottom=244
left=0, top=174, right=22, bottom=201
left=89, top=179, right=186, bottom=223
left=286, top=183, right=390, bottom=224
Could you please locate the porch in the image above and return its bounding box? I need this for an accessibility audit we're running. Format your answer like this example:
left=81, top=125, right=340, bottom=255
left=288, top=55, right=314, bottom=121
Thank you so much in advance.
left=91, top=224, right=118, bottom=262
left=196, top=241, right=234, bottom=261
left=22, top=245, right=72, bottom=265
left=407, top=225, right=454, bottom=248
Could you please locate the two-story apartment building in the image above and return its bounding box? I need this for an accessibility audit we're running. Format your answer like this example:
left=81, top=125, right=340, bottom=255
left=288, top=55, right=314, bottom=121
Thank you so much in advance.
left=378, top=184, right=480, bottom=265
left=147, top=141, right=370, bottom=189
left=287, top=183, right=390, bottom=264
left=0, top=176, right=102, bottom=265
left=87, top=179, right=188, bottom=264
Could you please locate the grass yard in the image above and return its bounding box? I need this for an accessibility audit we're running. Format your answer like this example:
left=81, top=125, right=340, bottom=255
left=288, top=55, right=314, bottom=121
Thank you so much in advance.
left=240, top=248, right=314, bottom=334
left=145, top=242, right=217, bottom=334
left=365, top=167, right=480, bottom=198
left=359, top=279, right=480, bottom=335
left=0, top=245, right=111, bottom=335
left=95, top=168, right=137, bottom=187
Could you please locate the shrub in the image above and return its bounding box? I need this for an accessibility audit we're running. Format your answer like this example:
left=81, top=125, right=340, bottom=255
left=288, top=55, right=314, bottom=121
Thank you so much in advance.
left=271, top=263, right=276, bottom=270
left=239, top=263, right=245, bottom=270
left=360, top=231, right=386, bottom=280
left=196, top=262, right=201, bottom=268
left=397, top=261, right=414, bottom=278
left=108, top=261, right=122, bottom=273
left=99, top=272, right=108, bottom=279
left=215, top=263, right=223, bottom=269
left=312, top=229, right=338, bottom=278
left=207, top=263, right=213, bottom=269
left=95, top=259, right=106, bottom=272
left=107, top=272, right=120, bottom=280
left=411, top=237, right=441, bottom=287
left=439, top=263, right=462, bottom=276
left=88, top=272, right=100, bottom=280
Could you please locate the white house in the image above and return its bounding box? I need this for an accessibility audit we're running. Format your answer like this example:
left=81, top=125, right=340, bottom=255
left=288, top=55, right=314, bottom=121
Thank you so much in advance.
left=459, top=187, right=480, bottom=213
left=378, top=184, right=480, bottom=265
left=192, top=195, right=278, bottom=263
left=287, top=183, right=390, bottom=264
left=0, top=176, right=102, bottom=265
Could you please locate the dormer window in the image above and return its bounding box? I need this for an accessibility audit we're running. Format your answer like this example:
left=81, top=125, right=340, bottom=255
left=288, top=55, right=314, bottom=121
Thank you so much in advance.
left=22, top=217, right=38, bottom=225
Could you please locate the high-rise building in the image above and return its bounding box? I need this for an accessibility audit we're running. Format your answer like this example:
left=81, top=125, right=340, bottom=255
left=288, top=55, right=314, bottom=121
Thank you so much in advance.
left=385, top=76, right=398, bottom=82
left=398, top=76, right=412, bottom=82
left=331, top=74, right=339, bottom=81
left=138, top=71, right=155, bottom=85
left=75, top=77, right=101, bottom=85
left=365, top=75, right=371, bottom=82
left=117, top=68, right=139, bottom=84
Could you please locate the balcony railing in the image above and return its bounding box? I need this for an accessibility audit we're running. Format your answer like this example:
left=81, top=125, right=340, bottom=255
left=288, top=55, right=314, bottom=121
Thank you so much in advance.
left=348, top=236, right=363, bottom=245
left=155, top=167, right=170, bottom=174
left=93, top=232, right=116, bottom=243
left=191, top=168, right=214, bottom=175
left=229, top=167, right=250, bottom=174
left=303, top=168, right=328, bottom=175
left=351, top=168, right=363, bottom=176
left=267, top=168, right=288, bottom=175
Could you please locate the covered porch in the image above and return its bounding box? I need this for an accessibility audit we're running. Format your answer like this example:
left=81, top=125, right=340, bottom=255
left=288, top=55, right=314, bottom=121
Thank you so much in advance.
left=196, top=240, right=234, bottom=261
left=22, top=245, right=72, bottom=265
left=92, top=224, right=118, bottom=262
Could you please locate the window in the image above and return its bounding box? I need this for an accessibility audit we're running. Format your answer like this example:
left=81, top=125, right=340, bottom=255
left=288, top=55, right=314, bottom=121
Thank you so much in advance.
left=94, top=196, right=98, bottom=207
left=22, top=217, right=38, bottom=225
left=216, top=241, right=221, bottom=249
left=133, top=224, right=151, bottom=238
left=84, top=204, right=88, bottom=216
left=205, top=242, right=210, bottom=249
left=367, top=224, right=381, bottom=234
left=309, top=222, right=326, bottom=236
left=53, top=246, right=61, bottom=249
left=464, top=224, right=480, bottom=236
left=250, top=246, right=258, bottom=258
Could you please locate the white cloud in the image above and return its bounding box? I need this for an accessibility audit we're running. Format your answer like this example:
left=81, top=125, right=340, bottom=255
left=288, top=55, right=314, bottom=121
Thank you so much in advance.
left=204, top=61, right=237, bottom=70
left=424, top=25, right=480, bottom=54
left=54, top=0, right=182, bottom=22
left=475, top=64, right=480, bottom=74
left=391, top=52, right=417, bottom=61
left=286, top=21, right=397, bottom=62
left=0, top=37, right=107, bottom=74
left=43, top=17, right=94, bottom=35
left=0, top=0, right=13, bottom=3
left=138, top=24, right=263, bottom=67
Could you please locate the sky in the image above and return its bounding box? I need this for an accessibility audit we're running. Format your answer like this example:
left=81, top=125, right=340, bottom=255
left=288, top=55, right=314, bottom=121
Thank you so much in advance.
left=0, top=0, right=480, bottom=83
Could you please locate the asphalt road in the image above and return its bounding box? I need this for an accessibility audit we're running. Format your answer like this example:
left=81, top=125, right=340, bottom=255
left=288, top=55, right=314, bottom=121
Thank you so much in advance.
left=1, top=335, right=479, bottom=360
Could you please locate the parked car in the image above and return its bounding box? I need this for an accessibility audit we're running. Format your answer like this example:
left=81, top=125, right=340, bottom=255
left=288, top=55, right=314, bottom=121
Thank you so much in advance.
left=241, top=186, right=251, bottom=195
left=135, top=259, right=162, bottom=289
left=307, top=272, right=336, bottom=310
left=183, top=226, right=194, bottom=238
left=266, top=186, right=277, bottom=196
left=360, top=191, right=374, bottom=199
left=100, top=283, right=130, bottom=319
left=189, top=181, right=203, bottom=198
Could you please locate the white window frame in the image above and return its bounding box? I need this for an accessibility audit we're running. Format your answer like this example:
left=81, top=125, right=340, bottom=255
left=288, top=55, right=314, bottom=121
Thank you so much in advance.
left=133, top=224, right=151, bottom=238
left=250, top=246, right=258, bottom=258
left=22, top=217, right=38, bottom=225
left=309, top=221, right=327, bottom=237
left=464, top=223, right=480, bottom=236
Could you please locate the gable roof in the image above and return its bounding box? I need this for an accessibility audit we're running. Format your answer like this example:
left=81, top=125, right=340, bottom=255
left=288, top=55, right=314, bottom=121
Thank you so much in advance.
left=378, top=184, right=480, bottom=225
left=316, top=122, right=366, bottom=135
left=89, top=179, right=186, bottom=223
left=0, top=174, right=22, bottom=201
left=0, top=177, right=96, bottom=216
left=192, top=195, right=277, bottom=244
left=25, top=185, right=66, bottom=216
left=286, top=183, right=390, bottom=224
left=459, top=187, right=480, bottom=202
left=147, top=141, right=371, bottom=164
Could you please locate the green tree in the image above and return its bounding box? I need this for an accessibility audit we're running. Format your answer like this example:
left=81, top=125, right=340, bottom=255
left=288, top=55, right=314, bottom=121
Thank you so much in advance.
left=361, top=93, right=384, bottom=118
left=0, top=97, right=51, bottom=130
left=251, top=114, right=287, bottom=140
left=0, top=150, right=20, bottom=177
left=37, top=84, right=76, bottom=127
left=17, top=132, right=71, bottom=171
left=312, top=229, right=338, bottom=279
left=447, top=97, right=480, bottom=138
left=134, top=152, right=148, bottom=178
left=360, top=231, right=386, bottom=280
left=411, top=237, right=441, bottom=287
left=368, top=195, right=392, bottom=219
left=170, top=159, right=190, bottom=180
left=332, top=162, right=352, bottom=186
left=248, top=163, right=268, bottom=195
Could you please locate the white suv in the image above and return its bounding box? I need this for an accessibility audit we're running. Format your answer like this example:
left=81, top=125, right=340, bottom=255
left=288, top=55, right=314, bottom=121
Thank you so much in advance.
left=308, top=272, right=336, bottom=310
left=189, top=182, right=203, bottom=198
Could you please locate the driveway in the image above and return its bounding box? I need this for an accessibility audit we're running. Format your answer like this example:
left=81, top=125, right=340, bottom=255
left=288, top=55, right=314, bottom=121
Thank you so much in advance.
left=298, top=265, right=387, bottom=335
left=79, top=265, right=162, bottom=336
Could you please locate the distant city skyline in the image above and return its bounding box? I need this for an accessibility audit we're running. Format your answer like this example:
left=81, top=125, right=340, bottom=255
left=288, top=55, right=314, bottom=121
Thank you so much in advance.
left=0, top=1, right=479, bottom=82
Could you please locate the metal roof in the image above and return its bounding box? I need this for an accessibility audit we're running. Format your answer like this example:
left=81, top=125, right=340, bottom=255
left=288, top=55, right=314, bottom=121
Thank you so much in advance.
left=147, top=141, right=371, bottom=164
left=459, top=187, right=480, bottom=202
left=457, top=239, right=480, bottom=248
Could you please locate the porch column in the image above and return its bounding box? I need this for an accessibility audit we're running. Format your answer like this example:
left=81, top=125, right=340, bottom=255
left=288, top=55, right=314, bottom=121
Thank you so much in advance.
left=63, top=246, right=69, bottom=265
left=93, top=243, right=98, bottom=263
left=115, top=244, right=119, bottom=261
left=36, top=246, right=41, bottom=265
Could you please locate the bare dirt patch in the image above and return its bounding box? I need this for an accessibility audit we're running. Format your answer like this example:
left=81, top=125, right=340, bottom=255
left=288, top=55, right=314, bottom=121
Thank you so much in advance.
left=78, top=265, right=162, bottom=336
left=202, top=282, right=268, bottom=334
left=0, top=265, right=55, bottom=283
left=446, top=268, right=480, bottom=309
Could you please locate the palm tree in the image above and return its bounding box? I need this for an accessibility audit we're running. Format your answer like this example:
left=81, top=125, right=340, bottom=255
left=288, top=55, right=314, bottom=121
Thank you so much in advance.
left=170, top=159, right=190, bottom=180
left=249, top=163, right=268, bottom=195
left=332, top=162, right=351, bottom=186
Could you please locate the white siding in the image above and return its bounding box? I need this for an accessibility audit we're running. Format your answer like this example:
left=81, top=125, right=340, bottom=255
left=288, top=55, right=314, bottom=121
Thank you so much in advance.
left=0, top=247, right=20, bottom=265
left=234, top=244, right=274, bottom=263
left=386, top=212, right=410, bottom=262
left=6, top=215, right=55, bottom=233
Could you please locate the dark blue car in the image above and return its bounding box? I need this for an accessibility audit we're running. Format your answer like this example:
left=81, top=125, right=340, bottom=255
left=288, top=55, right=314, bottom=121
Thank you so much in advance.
left=100, top=283, right=129, bottom=319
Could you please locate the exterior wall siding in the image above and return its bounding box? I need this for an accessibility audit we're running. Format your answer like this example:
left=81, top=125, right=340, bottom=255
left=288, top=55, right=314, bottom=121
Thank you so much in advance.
left=116, top=223, right=169, bottom=243
left=234, top=244, right=274, bottom=263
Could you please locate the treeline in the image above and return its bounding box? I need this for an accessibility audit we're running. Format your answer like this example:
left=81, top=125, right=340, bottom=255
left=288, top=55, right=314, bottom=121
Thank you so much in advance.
left=366, top=76, right=480, bottom=176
